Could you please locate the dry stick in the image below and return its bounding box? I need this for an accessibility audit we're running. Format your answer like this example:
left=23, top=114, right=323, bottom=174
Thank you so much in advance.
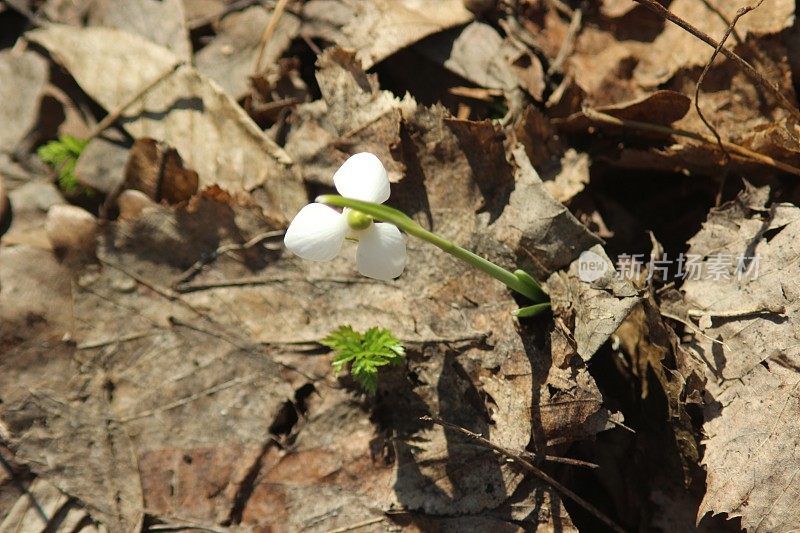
left=95, top=63, right=181, bottom=219
left=85, top=62, right=183, bottom=142
left=547, top=5, right=583, bottom=75
left=324, top=517, right=386, bottom=533
left=582, top=107, right=800, bottom=177
left=631, top=0, right=800, bottom=123
left=120, top=376, right=255, bottom=422
left=251, top=0, right=290, bottom=77
left=698, top=0, right=745, bottom=45
left=172, top=229, right=285, bottom=287
left=694, top=0, right=765, bottom=162
left=422, top=416, right=624, bottom=533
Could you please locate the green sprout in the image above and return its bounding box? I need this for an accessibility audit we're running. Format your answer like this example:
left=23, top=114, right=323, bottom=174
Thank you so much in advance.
left=37, top=135, right=90, bottom=195
left=322, top=325, right=405, bottom=394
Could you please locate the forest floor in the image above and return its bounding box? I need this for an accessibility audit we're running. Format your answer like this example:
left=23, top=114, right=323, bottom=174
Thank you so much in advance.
left=2, top=0, right=800, bottom=531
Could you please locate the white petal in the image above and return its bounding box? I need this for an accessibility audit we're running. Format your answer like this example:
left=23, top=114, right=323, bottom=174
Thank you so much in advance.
left=284, top=203, right=348, bottom=261
left=356, top=223, right=406, bottom=280
left=333, top=152, right=390, bottom=203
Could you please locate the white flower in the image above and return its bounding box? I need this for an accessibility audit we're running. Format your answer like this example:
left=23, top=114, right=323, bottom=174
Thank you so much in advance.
left=284, top=152, right=406, bottom=281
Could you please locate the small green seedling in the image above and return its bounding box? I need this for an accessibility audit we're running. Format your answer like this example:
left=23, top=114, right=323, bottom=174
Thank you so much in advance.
left=322, top=325, right=405, bottom=394
left=37, top=135, right=90, bottom=195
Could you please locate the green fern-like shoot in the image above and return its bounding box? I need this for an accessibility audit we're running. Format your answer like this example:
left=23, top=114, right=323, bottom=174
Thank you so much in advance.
left=322, top=325, right=405, bottom=393
left=37, top=135, right=89, bottom=195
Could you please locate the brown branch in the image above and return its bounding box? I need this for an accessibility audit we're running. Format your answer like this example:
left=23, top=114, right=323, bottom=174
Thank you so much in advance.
left=422, top=416, right=623, bottom=533
left=547, top=5, right=583, bottom=75
left=85, top=62, right=183, bottom=142
left=172, top=229, right=285, bottom=287
left=251, top=0, right=290, bottom=77
left=699, top=0, right=744, bottom=45
left=582, top=107, right=800, bottom=177
left=694, top=0, right=765, bottom=163
left=631, top=0, right=800, bottom=122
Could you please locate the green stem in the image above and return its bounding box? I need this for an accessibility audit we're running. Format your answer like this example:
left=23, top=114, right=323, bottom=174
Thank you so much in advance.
left=316, top=195, right=549, bottom=303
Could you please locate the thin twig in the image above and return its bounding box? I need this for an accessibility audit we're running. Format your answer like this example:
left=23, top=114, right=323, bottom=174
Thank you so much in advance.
left=252, top=0, right=290, bottom=77
left=422, top=416, right=624, bottom=533
left=582, top=107, right=800, bottom=177
left=77, top=331, right=154, bottom=350
left=699, top=0, right=744, bottom=45
left=172, top=230, right=285, bottom=287
left=324, top=517, right=385, bottom=533
left=659, top=310, right=729, bottom=347
left=175, top=275, right=384, bottom=293
left=694, top=0, right=765, bottom=162
left=85, top=62, right=183, bottom=142
left=687, top=304, right=785, bottom=319
left=631, top=0, right=800, bottom=122
left=120, top=376, right=255, bottom=422
left=547, top=6, right=583, bottom=75
left=99, top=257, right=180, bottom=301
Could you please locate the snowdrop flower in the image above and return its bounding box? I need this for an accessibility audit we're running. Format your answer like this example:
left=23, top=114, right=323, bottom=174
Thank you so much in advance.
left=284, top=153, right=406, bottom=281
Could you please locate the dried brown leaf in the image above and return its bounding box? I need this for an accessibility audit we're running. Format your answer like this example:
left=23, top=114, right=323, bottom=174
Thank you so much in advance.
left=73, top=135, right=129, bottom=195
left=27, top=25, right=305, bottom=220
left=0, top=50, right=47, bottom=154
left=301, top=0, right=473, bottom=69
left=122, top=138, right=199, bottom=204
left=415, top=22, right=519, bottom=92
left=635, top=0, right=796, bottom=88
left=680, top=185, right=800, bottom=529
left=88, top=0, right=191, bottom=61
left=195, top=5, right=300, bottom=100
left=547, top=244, right=641, bottom=360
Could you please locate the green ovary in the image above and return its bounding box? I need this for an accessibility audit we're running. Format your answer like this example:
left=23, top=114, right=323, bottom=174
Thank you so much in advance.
left=346, top=209, right=373, bottom=231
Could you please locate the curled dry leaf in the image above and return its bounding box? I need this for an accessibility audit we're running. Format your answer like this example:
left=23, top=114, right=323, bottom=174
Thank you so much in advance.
left=121, top=138, right=199, bottom=204
left=557, top=90, right=692, bottom=134
left=2, top=181, right=64, bottom=249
